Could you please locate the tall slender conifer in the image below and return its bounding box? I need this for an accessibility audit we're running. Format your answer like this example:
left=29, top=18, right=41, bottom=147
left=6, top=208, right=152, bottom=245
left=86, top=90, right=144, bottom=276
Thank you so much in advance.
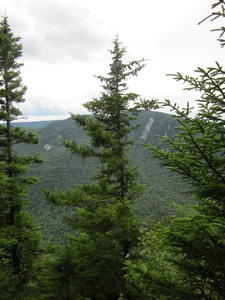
left=0, top=16, right=42, bottom=296
left=46, top=35, right=157, bottom=299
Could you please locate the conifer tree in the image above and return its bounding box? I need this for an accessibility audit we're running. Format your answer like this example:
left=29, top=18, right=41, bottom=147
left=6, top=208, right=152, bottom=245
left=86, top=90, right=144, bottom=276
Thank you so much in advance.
left=46, top=35, right=157, bottom=299
left=0, top=16, right=42, bottom=297
left=125, top=1, right=225, bottom=299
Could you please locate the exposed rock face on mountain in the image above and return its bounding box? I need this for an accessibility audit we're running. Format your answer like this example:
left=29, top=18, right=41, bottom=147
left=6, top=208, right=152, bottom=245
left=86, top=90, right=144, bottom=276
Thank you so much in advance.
left=15, top=111, right=193, bottom=244
left=141, top=118, right=154, bottom=140
left=44, top=144, right=54, bottom=150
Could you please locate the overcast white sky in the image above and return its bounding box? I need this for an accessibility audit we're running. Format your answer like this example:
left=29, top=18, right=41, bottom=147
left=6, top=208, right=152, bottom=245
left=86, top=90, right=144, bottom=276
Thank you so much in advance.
left=0, top=0, right=224, bottom=121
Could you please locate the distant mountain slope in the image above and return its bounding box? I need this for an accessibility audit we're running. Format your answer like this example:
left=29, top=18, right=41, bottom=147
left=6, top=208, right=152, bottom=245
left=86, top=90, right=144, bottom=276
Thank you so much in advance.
left=15, top=111, right=194, bottom=244
left=13, top=120, right=57, bottom=129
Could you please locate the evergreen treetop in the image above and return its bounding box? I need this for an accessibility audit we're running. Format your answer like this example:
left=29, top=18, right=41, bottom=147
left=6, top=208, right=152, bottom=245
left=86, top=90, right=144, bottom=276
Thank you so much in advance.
left=0, top=16, right=42, bottom=297
left=125, top=1, right=225, bottom=298
left=45, top=35, right=158, bottom=299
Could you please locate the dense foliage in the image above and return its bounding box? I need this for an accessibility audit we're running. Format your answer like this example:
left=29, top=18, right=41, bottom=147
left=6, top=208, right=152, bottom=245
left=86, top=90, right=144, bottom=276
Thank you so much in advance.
left=44, top=36, right=158, bottom=299
left=0, top=16, right=42, bottom=298
left=1, top=1, right=224, bottom=299
left=12, top=111, right=192, bottom=245
left=125, top=1, right=225, bottom=299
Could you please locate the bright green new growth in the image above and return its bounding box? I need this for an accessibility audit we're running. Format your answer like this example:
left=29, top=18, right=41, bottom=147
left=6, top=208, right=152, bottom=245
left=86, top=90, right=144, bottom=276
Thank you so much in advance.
left=0, top=16, right=42, bottom=297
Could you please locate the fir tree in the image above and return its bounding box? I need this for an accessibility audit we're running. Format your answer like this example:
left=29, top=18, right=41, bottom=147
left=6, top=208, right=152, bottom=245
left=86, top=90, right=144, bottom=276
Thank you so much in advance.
left=0, top=16, right=42, bottom=297
left=46, top=35, right=157, bottom=299
left=125, top=1, right=225, bottom=299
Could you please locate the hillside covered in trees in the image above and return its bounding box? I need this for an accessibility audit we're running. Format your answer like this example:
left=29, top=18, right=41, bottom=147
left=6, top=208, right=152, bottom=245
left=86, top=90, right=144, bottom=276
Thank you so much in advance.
left=1, top=1, right=225, bottom=299
left=15, top=111, right=193, bottom=244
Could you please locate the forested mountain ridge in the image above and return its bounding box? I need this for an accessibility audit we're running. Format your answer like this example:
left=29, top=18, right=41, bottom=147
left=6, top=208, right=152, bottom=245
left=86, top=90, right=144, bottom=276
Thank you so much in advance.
left=11, top=120, right=58, bottom=129
left=15, top=111, right=194, bottom=244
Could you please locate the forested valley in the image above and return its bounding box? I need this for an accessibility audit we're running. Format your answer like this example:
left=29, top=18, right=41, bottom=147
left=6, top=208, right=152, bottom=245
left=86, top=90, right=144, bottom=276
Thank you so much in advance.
left=15, top=111, right=193, bottom=245
left=1, top=1, right=225, bottom=299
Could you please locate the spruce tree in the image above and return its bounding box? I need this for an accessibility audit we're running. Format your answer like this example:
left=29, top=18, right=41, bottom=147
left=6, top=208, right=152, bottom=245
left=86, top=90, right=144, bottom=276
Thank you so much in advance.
left=46, top=35, right=157, bottom=299
left=0, top=16, right=42, bottom=297
left=125, top=1, right=225, bottom=299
